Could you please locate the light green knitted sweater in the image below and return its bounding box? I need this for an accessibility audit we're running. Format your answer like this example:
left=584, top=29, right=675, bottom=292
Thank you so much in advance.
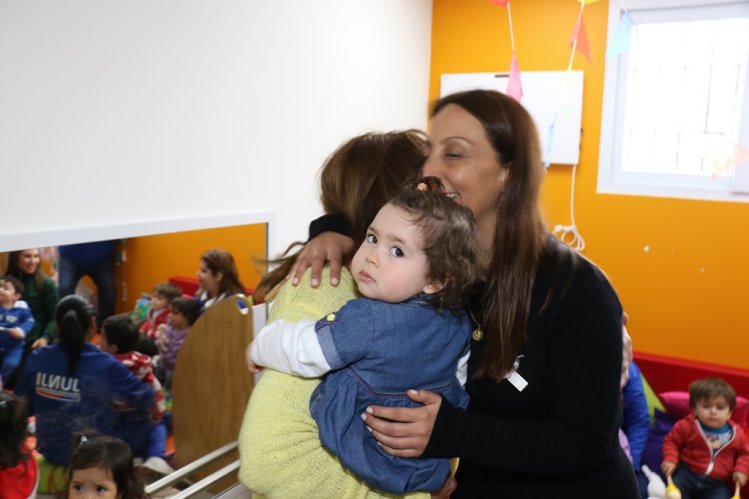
left=238, top=267, right=427, bottom=499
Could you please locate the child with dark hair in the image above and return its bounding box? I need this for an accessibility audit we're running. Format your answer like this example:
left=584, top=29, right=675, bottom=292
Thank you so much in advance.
left=249, top=178, right=480, bottom=494
left=0, top=275, right=35, bottom=382
left=66, top=435, right=145, bottom=499
left=155, top=297, right=201, bottom=389
left=100, top=314, right=171, bottom=476
left=662, top=377, right=749, bottom=498
left=0, top=393, right=38, bottom=499
left=14, top=295, right=154, bottom=494
left=139, top=283, right=182, bottom=340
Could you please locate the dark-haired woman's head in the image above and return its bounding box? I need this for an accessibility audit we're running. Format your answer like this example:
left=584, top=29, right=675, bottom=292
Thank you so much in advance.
left=423, top=90, right=548, bottom=380
left=6, top=248, right=45, bottom=287
left=197, top=249, right=245, bottom=299
left=55, top=295, right=96, bottom=376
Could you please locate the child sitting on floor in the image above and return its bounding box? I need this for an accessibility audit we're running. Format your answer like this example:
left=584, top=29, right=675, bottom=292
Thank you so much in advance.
left=66, top=435, right=145, bottom=499
left=0, top=392, right=38, bottom=499
left=662, top=377, right=749, bottom=498
left=139, top=283, right=182, bottom=340
left=154, top=297, right=201, bottom=390
left=0, top=275, right=35, bottom=383
left=100, top=314, right=172, bottom=475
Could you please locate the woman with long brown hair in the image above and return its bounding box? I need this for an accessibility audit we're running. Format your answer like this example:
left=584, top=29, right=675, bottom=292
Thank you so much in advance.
left=293, top=90, right=639, bottom=497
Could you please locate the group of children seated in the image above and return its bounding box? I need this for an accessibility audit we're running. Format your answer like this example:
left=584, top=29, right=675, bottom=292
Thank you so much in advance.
left=0, top=277, right=202, bottom=498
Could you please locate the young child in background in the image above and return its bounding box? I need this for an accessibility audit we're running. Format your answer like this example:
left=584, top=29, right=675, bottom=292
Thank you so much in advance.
left=0, top=275, right=35, bottom=383
left=100, top=314, right=171, bottom=475
left=66, top=435, right=145, bottom=499
left=250, top=179, right=479, bottom=494
left=139, top=283, right=182, bottom=340
left=155, top=297, right=201, bottom=390
left=0, top=393, right=38, bottom=499
left=662, top=377, right=749, bottom=498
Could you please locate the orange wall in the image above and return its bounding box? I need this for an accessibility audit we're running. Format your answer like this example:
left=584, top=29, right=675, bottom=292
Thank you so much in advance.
left=115, top=224, right=267, bottom=313
left=431, top=0, right=749, bottom=368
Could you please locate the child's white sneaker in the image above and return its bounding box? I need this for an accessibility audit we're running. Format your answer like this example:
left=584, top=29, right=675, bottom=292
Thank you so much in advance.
left=140, top=456, right=175, bottom=476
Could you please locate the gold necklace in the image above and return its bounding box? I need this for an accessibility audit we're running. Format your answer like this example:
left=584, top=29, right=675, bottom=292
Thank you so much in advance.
left=468, top=307, right=483, bottom=342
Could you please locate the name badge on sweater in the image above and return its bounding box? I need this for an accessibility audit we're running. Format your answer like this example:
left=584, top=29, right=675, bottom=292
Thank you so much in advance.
left=504, top=355, right=528, bottom=392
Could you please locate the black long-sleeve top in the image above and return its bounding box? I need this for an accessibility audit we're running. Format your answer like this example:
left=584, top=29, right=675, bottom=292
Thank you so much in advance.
left=423, top=240, right=639, bottom=497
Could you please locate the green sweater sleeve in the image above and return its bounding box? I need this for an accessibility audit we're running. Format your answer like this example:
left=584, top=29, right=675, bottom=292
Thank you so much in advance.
left=39, top=277, right=59, bottom=342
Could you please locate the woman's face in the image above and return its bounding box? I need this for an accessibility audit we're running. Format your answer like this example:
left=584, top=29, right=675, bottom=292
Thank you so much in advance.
left=422, top=104, right=507, bottom=231
left=17, top=249, right=41, bottom=275
left=197, top=259, right=221, bottom=297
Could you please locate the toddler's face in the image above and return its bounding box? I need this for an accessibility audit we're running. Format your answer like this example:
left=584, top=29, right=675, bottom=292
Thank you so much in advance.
left=694, top=396, right=733, bottom=429
left=350, top=203, right=441, bottom=303
left=151, top=293, right=169, bottom=310
left=169, top=309, right=188, bottom=329
left=0, top=280, right=19, bottom=306
left=68, top=466, right=118, bottom=499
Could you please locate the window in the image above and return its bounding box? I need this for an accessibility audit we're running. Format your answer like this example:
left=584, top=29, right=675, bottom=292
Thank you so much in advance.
left=598, top=0, right=749, bottom=202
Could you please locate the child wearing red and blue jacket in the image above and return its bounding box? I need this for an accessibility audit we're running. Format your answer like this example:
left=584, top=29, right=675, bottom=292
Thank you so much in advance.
left=662, top=378, right=749, bottom=497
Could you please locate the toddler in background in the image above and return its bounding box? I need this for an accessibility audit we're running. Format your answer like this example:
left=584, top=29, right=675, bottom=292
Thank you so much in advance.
left=66, top=435, right=145, bottom=499
left=155, top=297, right=201, bottom=389
left=0, top=275, right=35, bottom=383
left=100, top=314, right=171, bottom=474
left=662, top=377, right=749, bottom=498
left=0, top=392, right=38, bottom=499
left=250, top=178, right=479, bottom=494
left=139, top=283, right=182, bottom=340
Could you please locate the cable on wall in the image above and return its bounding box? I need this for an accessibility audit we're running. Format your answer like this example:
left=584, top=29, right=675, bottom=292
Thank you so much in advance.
left=552, top=163, right=586, bottom=251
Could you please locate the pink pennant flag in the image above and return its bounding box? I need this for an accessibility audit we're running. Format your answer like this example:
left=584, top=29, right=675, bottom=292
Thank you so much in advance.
left=733, top=143, right=749, bottom=167
left=506, top=52, right=523, bottom=102
left=488, top=0, right=510, bottom=6
left=570, top=14, right=591, bottom=62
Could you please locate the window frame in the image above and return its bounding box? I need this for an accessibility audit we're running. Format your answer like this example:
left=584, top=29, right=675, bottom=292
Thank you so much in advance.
left=598, top=0, right=749, bottom=202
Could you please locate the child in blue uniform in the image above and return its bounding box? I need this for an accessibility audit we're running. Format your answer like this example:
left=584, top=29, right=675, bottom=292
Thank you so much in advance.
left=14, top=295, right=154, bottom=469
left=250, top=179, right=479, bottom=494
left=0, top=276, right=35, bottom=383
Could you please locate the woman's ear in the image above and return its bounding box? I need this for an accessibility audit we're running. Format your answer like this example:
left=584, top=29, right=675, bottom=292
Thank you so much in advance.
left=215, top=271, right=224, bottom=282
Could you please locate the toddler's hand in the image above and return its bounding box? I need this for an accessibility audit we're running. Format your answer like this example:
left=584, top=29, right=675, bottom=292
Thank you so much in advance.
left=661, top=461, right=677, bottom=477
left=735, top=471, right=748, bottom=488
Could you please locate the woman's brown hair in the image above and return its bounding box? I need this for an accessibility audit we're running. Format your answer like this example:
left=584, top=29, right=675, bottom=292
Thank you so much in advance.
left=6, top=249, right=46, bottom=289
left=432, top=90, right=551, bottom=381
left=254, top=130, right=426, bottom=302
left=200, top=249, right=246, bottom=298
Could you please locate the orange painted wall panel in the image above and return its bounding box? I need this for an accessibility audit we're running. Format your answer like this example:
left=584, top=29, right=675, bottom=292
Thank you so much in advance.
left=431, top=0, right=749, bottom=368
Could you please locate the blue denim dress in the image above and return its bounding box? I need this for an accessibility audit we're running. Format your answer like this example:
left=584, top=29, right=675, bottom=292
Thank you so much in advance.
left=311, top=294, right=470, bottom=494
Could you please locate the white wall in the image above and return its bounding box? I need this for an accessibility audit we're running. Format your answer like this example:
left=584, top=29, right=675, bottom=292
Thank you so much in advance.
left=0, top=0, right=432, bottom=255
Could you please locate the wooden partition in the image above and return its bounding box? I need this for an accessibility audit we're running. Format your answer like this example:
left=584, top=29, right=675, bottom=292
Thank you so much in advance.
left=171, top=294, right=254, bottom=492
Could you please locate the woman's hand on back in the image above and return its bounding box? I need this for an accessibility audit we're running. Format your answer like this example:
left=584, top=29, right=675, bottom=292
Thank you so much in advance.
left=289, top=232, right=354, bottom=288
left=361, top=389, right=441, bottom=457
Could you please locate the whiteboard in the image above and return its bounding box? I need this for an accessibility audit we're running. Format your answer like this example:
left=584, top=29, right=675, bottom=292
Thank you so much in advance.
left=440, top=71, right=584, bottom=165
